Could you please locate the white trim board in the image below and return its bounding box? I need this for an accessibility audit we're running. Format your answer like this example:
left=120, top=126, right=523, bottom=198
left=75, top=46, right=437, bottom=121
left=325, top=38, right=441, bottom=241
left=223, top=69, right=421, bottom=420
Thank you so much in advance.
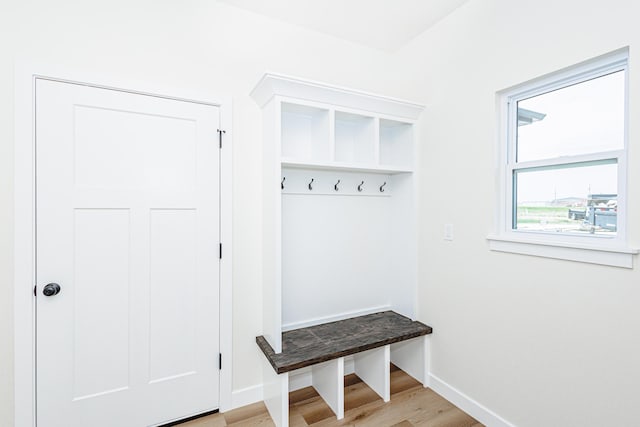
left=487, top=235, right=637, bottom=269
left=428, top=374, right=515, bottom=427
left=282, top=305, right=392, bottom=331
left=231, top=385, right=264, bottom=410
left=13, top=63, right=234, bottom=426
left=250, top=72, right=425, bottom=120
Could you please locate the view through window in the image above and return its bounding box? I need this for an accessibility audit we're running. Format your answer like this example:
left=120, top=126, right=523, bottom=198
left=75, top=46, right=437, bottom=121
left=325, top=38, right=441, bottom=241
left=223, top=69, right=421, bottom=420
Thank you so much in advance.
left=512, top=69, right=625, bottom=236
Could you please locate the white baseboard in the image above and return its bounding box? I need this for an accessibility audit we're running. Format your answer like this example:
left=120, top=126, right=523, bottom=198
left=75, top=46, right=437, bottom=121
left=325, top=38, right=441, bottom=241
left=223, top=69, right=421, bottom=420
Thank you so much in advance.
left=428, top=374, right=515, bottom=427
left=230, top=384, right=263, bottom=410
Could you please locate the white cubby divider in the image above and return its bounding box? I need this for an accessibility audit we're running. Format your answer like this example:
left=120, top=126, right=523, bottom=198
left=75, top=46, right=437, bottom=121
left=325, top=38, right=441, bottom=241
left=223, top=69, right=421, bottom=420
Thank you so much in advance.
left=311, top=358, right=345, bottom=420
left=353, top=346, right=391, bottom=402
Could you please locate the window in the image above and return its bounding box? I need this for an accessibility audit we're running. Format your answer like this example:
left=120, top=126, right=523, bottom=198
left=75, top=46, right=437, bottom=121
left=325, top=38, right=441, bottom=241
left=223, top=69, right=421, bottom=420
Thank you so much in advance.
left=489, top=50, right=637, bottom=267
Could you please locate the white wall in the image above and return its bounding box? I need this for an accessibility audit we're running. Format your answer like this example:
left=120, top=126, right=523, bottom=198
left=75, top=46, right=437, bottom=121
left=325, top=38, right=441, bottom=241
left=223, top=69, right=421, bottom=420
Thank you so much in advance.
left=5, top=1, right=640, bottom=426
left=0, top=1, right=399, bottom=425
left=394, top=1, right=640, bottom=425
left=0, top=6, right=16, bottom=424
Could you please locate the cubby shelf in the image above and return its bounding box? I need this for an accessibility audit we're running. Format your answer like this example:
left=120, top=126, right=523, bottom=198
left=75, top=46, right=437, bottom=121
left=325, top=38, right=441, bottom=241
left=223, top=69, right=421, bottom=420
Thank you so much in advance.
left=280, top=112, right=415, bottom=173
left=270, top=85, right=420, bottom=173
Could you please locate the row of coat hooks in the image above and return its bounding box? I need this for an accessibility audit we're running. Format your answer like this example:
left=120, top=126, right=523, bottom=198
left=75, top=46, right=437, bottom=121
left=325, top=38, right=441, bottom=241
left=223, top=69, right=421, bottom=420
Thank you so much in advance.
left=281, top=176, right=387, bottom=193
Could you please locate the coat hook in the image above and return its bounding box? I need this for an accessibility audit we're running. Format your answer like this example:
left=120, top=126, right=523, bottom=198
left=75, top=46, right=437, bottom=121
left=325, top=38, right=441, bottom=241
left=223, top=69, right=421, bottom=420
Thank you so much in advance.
left=357, top=181, right=364, bottom=192
left=334, top=179, right=341, bottom=191
left=281, top=177, right=286, bottom=190
left=308, top=178, right=314, bottom=191
left=379, top=182, right=387, bottom=193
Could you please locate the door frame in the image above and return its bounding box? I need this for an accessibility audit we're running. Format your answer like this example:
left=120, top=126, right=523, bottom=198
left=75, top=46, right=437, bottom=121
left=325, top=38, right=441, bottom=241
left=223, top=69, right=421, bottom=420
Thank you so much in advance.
left=14, top=63, right=234, bottom=426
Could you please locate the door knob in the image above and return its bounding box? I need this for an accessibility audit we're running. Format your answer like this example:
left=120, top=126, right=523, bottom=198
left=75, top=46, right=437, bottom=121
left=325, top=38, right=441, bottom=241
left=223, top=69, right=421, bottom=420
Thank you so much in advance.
left=43, top=283, right=61, bottom=297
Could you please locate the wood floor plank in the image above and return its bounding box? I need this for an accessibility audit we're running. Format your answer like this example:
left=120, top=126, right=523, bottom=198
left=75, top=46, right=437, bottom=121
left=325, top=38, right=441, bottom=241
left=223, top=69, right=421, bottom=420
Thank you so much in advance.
left=344, top=375, right=384, bottom=412
left=176, top=413, right=227, bottom=427
left=226, top=412, right=275, bottom=427
left=223, top=402, right=270, bottom=425
left=289, top=407, right=310, bottom=427
left=405, top=389, right=474, bottom=427
left=411, top=404, right=478, bottom=427
left=344, top=373, right=362, bottom=388
left=290, top=385, right=322, bottom=405
left=296, top=394, right=337, bottom=425
left=389, top=367, right=422, bottom=395
left=311, top=386, right=421, bottom=427
left=176, top=369, right=483, bottom=427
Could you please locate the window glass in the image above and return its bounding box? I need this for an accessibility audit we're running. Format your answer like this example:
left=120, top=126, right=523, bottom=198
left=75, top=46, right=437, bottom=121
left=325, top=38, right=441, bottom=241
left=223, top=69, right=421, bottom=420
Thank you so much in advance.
left=516, top=71, right=625, bottom=162
left=514, top=162, right=617, bottom=235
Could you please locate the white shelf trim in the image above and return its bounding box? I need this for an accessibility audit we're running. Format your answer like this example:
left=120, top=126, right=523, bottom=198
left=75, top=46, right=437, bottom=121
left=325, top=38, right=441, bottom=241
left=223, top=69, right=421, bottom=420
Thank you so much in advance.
left=282, top=159, right=412, bottom=174
left=251, top=72, right=425, bottom=120
left=487, top=234, right=638, bottom=268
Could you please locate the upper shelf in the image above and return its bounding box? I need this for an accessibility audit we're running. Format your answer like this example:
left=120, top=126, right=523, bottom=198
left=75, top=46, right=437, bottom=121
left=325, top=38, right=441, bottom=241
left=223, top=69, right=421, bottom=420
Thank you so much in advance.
left=252, top=72, right=424, bottom=174
left=280, top=107, right=415, bottom=173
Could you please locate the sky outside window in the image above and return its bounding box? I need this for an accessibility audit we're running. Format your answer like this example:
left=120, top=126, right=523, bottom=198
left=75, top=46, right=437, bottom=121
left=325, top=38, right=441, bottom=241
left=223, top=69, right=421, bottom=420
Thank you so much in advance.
left=515, top=71, right=624, bottom=203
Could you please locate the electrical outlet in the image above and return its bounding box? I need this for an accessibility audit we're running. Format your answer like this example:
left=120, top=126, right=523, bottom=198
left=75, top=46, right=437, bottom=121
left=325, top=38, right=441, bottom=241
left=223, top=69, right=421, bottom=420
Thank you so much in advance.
left=444, top=224, right=454, bottom=241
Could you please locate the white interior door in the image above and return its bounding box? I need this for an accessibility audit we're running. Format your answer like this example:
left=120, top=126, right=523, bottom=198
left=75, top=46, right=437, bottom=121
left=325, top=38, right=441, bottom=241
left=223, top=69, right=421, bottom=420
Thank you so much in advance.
left=36, top=79, right=220, bottom=427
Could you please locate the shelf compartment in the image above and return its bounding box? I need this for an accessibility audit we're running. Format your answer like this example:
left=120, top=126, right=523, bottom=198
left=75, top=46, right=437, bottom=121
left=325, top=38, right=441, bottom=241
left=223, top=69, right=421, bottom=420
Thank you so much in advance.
left=281, top=102, right=330, bottom=162
left=334, top=111, right=376, bottom=164
left=379, top=119, right=413, bottom=170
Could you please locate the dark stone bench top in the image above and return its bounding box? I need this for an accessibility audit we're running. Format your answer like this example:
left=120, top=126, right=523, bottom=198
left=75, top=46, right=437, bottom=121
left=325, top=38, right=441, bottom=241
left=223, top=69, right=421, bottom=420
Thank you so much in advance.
left=256, top=311, right=433, bottom=374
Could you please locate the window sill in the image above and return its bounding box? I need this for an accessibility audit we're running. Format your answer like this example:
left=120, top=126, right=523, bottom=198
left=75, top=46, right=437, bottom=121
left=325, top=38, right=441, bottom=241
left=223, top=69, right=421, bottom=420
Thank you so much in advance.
left=486, top=234, right=638, bottom=268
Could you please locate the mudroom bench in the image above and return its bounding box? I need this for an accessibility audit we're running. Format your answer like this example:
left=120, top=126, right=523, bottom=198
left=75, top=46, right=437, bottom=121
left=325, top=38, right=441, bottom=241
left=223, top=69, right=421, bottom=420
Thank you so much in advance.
left=256, top=311, right=433, bottom=427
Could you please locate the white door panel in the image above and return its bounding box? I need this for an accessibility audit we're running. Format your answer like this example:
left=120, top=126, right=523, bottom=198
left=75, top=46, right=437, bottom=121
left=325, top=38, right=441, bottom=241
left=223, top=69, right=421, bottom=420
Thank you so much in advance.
left=36, top=79, right=220, bottom=427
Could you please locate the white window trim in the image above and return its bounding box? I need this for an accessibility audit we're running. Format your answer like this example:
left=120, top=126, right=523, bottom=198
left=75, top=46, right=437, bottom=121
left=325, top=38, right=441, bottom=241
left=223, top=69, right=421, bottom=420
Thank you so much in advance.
left=488, top=49, right=638, bottom=268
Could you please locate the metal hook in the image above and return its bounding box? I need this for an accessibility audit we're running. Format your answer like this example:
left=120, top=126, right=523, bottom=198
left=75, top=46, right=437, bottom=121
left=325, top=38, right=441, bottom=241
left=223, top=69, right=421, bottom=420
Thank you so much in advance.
left=334, top=179, right=341, bottom=191
left=357, top=181, right=364, bottom=192
left=281, top=177, right=286, bottom=190
left=308, top=178, right=314, bottom=191
left=379, top=182, right=387, bottom=193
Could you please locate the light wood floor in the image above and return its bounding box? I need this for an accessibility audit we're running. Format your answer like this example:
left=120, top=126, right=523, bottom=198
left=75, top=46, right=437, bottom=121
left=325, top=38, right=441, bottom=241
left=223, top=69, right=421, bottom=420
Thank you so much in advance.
left=177, top=366, right=482, bottom=427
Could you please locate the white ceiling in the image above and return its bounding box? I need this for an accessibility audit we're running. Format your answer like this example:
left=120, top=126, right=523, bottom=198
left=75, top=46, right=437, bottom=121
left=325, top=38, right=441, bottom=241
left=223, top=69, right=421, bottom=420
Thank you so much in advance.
left=218, top=0, right=470, bottom=52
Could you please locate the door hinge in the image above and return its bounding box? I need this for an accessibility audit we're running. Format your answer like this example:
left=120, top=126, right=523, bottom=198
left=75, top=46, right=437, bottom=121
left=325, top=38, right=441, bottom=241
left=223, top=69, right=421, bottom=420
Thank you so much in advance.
left=34, top=285, right=37, bottom=296
left=219, top=353, right=222, bottom=370
left=219, top=243, right=222, bottom=260
left=217, top=129, right=226, bottom=149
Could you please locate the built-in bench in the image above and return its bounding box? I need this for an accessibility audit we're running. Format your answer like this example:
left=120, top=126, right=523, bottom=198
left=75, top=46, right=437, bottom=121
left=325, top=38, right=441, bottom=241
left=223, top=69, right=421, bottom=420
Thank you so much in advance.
left=256, top=311, right=433, bottom=427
